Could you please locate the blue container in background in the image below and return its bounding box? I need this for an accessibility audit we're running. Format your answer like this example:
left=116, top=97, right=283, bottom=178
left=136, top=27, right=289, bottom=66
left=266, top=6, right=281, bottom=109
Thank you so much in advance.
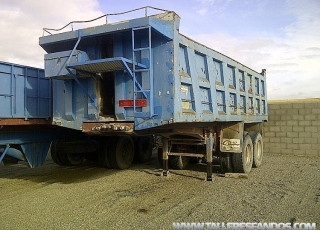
left=0, top=61, right=51, bottom=120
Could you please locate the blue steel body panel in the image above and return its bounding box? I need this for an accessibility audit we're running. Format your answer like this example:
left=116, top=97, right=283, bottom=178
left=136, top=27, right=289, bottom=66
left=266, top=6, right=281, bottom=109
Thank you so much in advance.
left=0, top=61, right=51, bottom=119
left=40, top=11, right=267, bottom=132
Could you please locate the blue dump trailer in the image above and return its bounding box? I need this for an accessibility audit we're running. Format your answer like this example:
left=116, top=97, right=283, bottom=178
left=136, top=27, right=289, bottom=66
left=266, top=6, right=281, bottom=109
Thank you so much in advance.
left=0, top=61, right=53, bottom=167
left=38, top=7, right=267, bottom=180
left=0, top=61, right=88, bottom=167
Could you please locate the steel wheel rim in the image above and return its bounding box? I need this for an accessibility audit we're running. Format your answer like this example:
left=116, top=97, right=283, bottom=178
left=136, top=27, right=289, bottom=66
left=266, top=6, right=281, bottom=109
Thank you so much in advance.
left=256, top=140, right=262, bottom=160
left=245, top=144, right=252, bottom=166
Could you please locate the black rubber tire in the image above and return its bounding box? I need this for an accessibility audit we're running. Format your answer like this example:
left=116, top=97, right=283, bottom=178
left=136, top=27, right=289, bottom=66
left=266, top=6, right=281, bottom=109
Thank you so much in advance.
left=249, top=132, right=263, bottom=168
left=99, top=138, right=113, bottom=168
left=50, top=141, right=64, bottom=166
left=54, top=141, right=85, bottom=166
left=135, top=136, right=153, bottom=163
left=64, top=152, right=85, bottom=166
left=109, top=136, right=134, bottom=170
left=169, top=156, right=190, bottom=170
left=232, top=134, right=253, bottom=174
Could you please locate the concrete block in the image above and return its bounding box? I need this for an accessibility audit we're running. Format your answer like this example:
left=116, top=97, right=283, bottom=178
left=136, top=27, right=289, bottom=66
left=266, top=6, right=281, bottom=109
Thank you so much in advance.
left=292, top=115, right=305, bottom=121
left=305, top=114, right=317, bottom=121
left=275, top=121, right=287, bottom=126
left=269, top=104, right=281, bottom=110
left=267, top=143, right=276, bottom=149
left=263, top=126, right=270, bottom=132
left=280, top=126, right=292, bottom=132
left=311, top=108, right=320, bottom=115
left=287, top=120, right=298, bottom=126
left=311, top=132, right=320, bottom=139
left=299, top=143, right=310, bottom=150
left=280, top=137, right=292, bottom=143
left=299, top=109, right=311, bottom=115
left=281, top=149, right=292, bottom=155
left=298, top=120, right=311, bottom=126
left=263, top=137, right=270, bottom=143
left=298, top=132, right=312, bottom=138
left=268, top=109, right=275, bottom=115
left=276, top=132, right=286, bottom=137
left=280, top=115, right=292, bottom=121
left=305, top=103, right=319, bottom=109
left=293, top=137, right=304, bottom=144
left=293, top=149, right=306, bottom=156
left=287, top=143, right=299, bottom=150
left=311, top=120, right=320, bottom=126
left=292, top=103, right=304, bottom=109
left=305, top=149, right=319, bottom=157
left=280, top=103, right=292, bottom=109
left=265, top=122, right=276, bottom=128
left=265, top=132, right=275, bottom=137
left=311, top=144, right=320, bottom=150
left=269, top=126, right=281, bottom=132
left=264, top=147, right=270, bottom=153
left=305, top=126, right=317, bottom=133
left=270, top=142, right=286, bottom=149
left=290, top=108, right=299, bottom=115
left=292, top=126, right=304, bottom=132
left=268, top=115, right=280, bottom=121
left=270, top=137, right=280, bottom=143
left=287, top=132, right=299, bottom=138
left=304, top=138, right=318, bottom=144
left=275, top=109, right=287, bottom=115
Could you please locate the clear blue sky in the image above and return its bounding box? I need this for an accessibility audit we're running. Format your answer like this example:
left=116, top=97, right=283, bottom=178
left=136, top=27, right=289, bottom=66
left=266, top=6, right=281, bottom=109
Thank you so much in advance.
left=1, top=0, right=319, bottom=99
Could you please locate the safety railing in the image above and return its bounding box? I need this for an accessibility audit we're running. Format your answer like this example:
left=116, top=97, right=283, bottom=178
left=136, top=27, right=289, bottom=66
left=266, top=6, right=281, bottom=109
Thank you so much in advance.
left=42, top=6, right=169, bottom=35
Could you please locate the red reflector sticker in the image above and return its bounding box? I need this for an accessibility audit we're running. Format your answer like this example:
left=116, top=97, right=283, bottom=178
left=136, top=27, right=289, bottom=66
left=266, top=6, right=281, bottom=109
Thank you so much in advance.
left=119, top=99, right=147, bottom=107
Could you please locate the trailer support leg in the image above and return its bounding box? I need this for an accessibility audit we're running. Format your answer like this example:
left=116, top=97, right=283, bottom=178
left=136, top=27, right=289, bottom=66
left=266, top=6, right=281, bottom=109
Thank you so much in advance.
left=206, top=132, right=214, bottom=181
left=161, top=138, right=169, bottom=177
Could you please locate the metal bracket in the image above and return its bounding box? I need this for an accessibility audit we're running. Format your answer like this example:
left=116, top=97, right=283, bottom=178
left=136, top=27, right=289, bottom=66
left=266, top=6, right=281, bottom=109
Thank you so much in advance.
left=0, top=144, right=10, bottom=162
left=65, top=32, right=97, bottom=105
left=121, top=59, right=147, bottom=98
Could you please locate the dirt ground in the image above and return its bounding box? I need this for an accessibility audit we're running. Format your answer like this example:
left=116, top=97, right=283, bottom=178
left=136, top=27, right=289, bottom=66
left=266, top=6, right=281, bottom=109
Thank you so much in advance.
left=0, top=153, right=319, bottom=230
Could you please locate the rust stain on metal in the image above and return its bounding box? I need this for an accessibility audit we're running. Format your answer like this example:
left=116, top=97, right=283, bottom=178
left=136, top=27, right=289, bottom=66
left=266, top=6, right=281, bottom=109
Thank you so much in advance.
left=0, top=119, right=51, bottom=126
